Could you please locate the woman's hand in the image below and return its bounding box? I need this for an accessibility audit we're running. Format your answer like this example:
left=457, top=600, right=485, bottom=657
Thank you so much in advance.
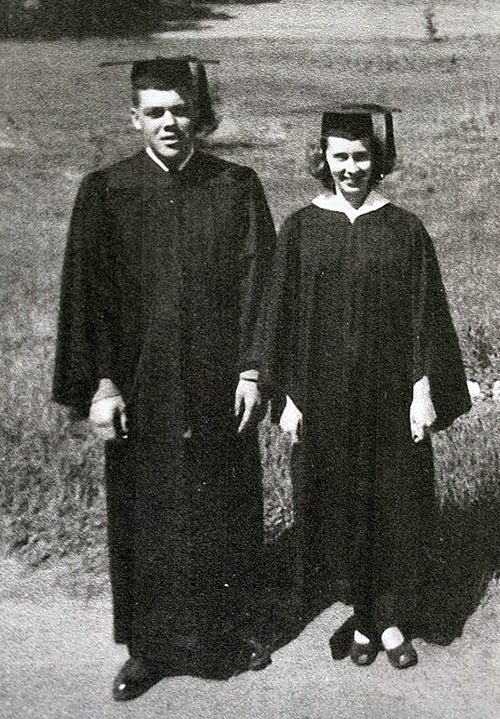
left=235, top=374, right=262, bottom=433
left=280, top=395, right=303, bottom=444
left=410, top=376, right=436, bottom=442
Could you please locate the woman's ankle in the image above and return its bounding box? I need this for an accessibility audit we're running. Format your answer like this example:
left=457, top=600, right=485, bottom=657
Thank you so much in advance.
left=381, top=626, right=405, bottom=650
left=354, top=629, right=371, bottom=645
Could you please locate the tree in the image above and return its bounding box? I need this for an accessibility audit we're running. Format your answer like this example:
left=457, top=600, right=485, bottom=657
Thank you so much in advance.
left=0, top=0, right=238, bottom=39
left=0, top=0, right=38, bottom=38
left=36, top=0, right=166, bottom=38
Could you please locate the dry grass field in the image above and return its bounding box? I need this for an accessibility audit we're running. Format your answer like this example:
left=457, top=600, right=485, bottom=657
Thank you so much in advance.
left=0, top=15, right=499, bottom=602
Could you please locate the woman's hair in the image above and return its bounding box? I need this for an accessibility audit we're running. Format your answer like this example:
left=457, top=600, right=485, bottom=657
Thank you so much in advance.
left=307, top=134, right=386, bottom=192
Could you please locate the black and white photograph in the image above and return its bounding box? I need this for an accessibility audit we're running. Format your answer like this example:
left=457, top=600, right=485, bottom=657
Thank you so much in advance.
left=1, top=1, right=499, bottom=717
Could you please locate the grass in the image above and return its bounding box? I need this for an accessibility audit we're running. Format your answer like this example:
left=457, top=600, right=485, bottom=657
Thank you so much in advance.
left=0, top=29, right=499, bottom=592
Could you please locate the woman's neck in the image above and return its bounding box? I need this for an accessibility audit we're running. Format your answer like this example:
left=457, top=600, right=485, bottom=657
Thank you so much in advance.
left=337, top=188, right=370, bottom=210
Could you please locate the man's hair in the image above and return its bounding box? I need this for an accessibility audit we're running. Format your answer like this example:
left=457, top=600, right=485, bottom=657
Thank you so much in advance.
left=306, top=134, right=386, bottom=192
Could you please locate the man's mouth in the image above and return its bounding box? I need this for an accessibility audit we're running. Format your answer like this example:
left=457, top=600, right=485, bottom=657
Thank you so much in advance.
left=160, top=136, right=180, bottom=145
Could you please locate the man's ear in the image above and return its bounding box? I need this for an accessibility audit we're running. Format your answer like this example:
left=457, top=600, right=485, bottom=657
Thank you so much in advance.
left=131, top=107, right=142, bottom=130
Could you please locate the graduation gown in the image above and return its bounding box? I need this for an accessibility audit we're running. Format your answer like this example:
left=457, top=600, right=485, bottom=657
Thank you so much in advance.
left=53, top=150, right=276, bottom=662
left=259, top=196, right=471, bottom=634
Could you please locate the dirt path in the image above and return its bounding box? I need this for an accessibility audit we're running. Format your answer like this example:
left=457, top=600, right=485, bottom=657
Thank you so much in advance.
left=1, top=560, right=499, bottom=719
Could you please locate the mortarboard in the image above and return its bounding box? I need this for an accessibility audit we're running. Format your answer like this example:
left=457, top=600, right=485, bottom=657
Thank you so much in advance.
left=321, top=104, right=400, bottom=175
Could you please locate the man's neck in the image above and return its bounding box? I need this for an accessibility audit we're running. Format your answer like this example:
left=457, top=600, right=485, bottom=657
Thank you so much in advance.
left=146, top=145, right=194, bottom=173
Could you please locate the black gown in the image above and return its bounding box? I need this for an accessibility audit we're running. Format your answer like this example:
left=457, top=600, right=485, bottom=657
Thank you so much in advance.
left=52, top=150, right=276, bottom=666
left=259, top=200, right=471, bottom=635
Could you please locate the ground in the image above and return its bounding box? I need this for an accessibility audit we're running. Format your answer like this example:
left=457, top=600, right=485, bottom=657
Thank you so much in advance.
left=1, top=560, right=499, bottom=719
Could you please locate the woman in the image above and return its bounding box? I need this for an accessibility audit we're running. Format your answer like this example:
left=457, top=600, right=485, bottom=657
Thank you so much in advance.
left=260, top=105, right=471, bottom=669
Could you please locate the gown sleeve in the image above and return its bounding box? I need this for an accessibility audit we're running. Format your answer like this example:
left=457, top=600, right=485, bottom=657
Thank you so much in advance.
left=237, top=170, right=277, bottom=372
left=412, top=220, right=471, bottom=430
left=256, top=213, right=302, bottom=414
left=52, top=171, right=121, bottom=417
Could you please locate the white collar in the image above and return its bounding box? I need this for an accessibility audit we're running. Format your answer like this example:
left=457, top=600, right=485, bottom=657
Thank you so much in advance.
left=311, top=190, right=389, bottom=223
left=146, top=145, right=194, bottom=173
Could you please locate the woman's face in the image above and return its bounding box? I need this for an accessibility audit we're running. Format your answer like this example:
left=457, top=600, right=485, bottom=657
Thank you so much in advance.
left=325, top=136, right=373, bottom=205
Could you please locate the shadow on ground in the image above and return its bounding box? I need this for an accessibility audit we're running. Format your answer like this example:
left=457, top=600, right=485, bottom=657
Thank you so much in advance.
left=416, top=494, right=500, bottom=644
left=264, top=490, right=500, bottom=653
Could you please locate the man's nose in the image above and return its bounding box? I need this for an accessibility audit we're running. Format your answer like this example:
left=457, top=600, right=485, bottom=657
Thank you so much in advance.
left=162, top=111, right=175, bottom=127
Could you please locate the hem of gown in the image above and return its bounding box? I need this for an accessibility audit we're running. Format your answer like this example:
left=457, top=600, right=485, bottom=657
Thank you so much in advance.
left=126, top=625, right=265, bottom=678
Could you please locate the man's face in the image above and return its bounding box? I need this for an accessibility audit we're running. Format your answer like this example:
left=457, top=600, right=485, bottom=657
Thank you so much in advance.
left=131, top=87, right=196, bottom=165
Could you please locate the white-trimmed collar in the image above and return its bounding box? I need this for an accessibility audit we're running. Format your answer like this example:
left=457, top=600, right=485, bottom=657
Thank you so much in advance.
left=146, top=145, right=194, bottom=173
left=312, top=190, right=389, bottom=223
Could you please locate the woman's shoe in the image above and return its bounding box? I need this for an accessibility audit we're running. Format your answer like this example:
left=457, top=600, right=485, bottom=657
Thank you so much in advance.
left=349, top=638, right=378, bottom=667
left=385, top=640, right=418, bottom=669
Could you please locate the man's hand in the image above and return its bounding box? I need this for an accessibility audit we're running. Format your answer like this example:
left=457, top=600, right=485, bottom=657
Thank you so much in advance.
left=89, top=380, right=128, bottom=440
left=410, top=375, right=436, bottom=443
left=279, top=395, right=303, bottom=444
left=235, top=375, right=262, bottom=433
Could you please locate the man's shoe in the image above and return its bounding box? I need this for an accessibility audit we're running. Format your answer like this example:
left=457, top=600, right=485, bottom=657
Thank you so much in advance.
left=112, top=657, right=165, bottom=701
left=209, top=637, right=272, bottom=677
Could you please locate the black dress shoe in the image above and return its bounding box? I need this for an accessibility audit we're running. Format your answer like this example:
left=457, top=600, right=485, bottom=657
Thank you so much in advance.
left=349, top=638, right=378, bottom=667
left=112, top=657, right=166, bottom=701
left=385, top=639, right=418, bottom=669
left=193, top=635, right=272, bottom=679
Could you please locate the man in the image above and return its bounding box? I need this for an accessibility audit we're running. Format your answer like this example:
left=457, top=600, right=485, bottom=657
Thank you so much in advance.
left=53, top=56, right=276, bottom=700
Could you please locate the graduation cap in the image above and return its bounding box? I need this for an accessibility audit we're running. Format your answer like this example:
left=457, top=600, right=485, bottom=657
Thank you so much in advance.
left=100, top=55, right=219, bottom=132
left=321, top=104, right=400, bottom=176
